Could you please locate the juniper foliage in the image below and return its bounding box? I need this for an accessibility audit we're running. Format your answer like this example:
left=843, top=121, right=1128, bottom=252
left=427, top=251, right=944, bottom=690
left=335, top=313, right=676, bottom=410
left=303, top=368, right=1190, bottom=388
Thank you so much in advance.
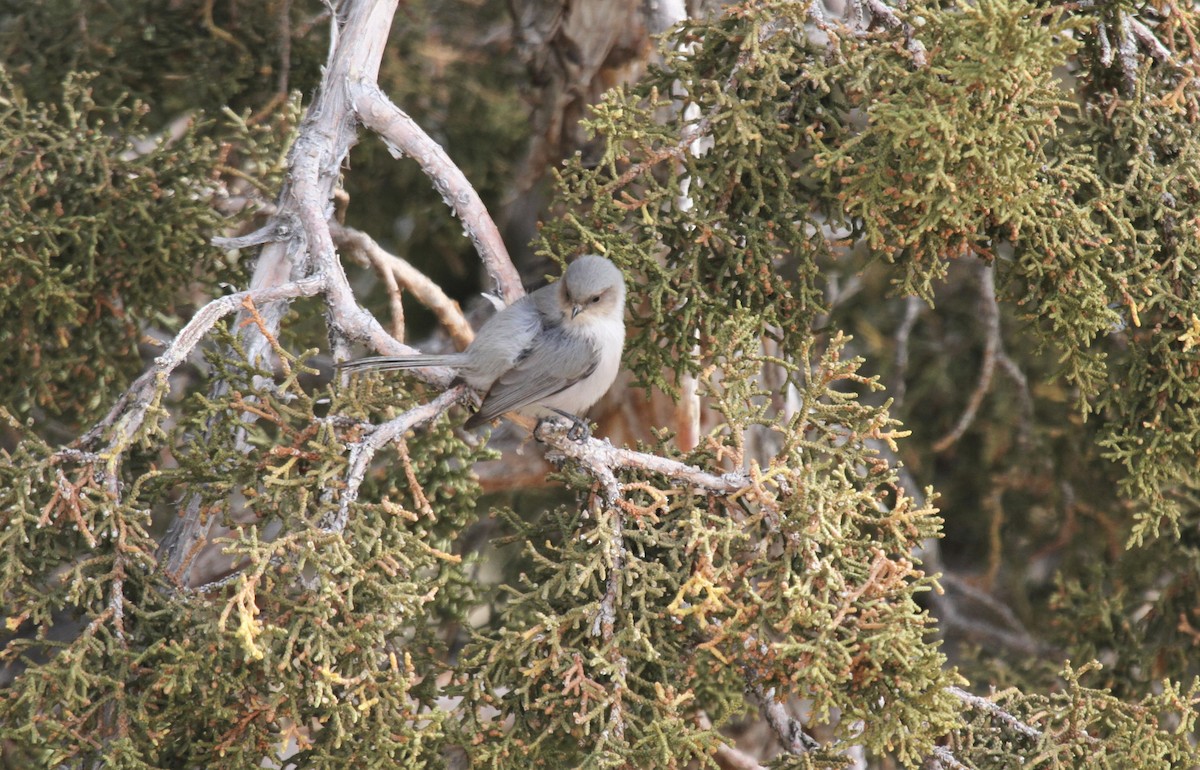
left=2, top=0, right=1200, bottom=768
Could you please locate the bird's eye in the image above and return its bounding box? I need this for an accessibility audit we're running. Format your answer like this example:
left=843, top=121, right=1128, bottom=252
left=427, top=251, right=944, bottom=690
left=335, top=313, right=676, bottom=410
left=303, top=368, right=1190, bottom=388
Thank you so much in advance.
left=590, top=295, right=601, bottom=304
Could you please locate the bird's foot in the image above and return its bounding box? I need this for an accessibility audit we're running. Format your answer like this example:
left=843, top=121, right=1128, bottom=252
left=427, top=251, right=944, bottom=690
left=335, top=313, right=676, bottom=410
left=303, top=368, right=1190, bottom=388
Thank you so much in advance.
left=551, top=409, right=592, bottom=442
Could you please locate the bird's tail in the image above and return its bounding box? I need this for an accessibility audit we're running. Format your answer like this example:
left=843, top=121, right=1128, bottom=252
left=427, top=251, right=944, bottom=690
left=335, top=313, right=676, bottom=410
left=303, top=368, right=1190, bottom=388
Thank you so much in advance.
left=337, top=354, right=462, bottom=373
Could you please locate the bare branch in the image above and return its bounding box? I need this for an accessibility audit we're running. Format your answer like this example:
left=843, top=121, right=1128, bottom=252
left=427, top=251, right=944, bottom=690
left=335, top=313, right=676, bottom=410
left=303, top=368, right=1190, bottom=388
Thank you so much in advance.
left=1128, top=16, right=1173, bottom=63
left=79, top=277, right=325, bottom=450
left=891, top=295, right=923, bottom=409
left=937, top=573, right=1047, bottom=658
left=1097, top=20, right=1115, bottom=67
left=933, top=265, right=999, bottom=452
left=536, top=421, right=750, bottom=501
left=330, top=385, right=473, bottom=532
left=331, top=222, right=475, bottom=349
left=927, top=746, right=970, bottom=770
left=996, top=351, right=1034, bottom=447
left=948, top=686, right=1042, bottom=741
left=348, top=78, right=524, bottom=304
left=1117, top=13, right=1140, bottom=93
left=694, top=711, right=768, bottom=770
left=155, top=1, right=411, bottom=582
left=356, top=229, right=406, bottom=340
left=713, top=744, right=766, bottom=770
left=749, top=687, right=819, bottom=754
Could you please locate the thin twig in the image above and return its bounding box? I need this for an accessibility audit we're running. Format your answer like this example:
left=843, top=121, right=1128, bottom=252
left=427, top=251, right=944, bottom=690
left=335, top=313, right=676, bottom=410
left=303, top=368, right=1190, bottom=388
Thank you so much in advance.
left=948, top=686, right=1042, bottom=741
left=996, top=351, right=1034, bottom=447
left=695, top=711, right=768, bottom=770
left=933, top=265, right=999, bottom=452
left=331, top=222, right=475, bottom=349
left=891, top=295, right=923, bottom=409
left=367, top=233, right=406, bottom=340
left=331, top=385, right=472, bottom=533
left=927, top=746, right=970, bottom=770
left=938, top=574, right=1047, bottom=658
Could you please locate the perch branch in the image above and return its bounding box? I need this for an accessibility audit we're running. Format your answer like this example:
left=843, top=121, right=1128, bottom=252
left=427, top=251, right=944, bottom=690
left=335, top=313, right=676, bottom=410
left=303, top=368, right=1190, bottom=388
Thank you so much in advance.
left=536, top=421, right=750, bottom=501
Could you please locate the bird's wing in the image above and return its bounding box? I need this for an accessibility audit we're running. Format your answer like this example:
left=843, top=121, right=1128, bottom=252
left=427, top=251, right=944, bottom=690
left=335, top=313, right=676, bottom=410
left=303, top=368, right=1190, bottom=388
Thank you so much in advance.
left=466, top=326, right=597, bottom=428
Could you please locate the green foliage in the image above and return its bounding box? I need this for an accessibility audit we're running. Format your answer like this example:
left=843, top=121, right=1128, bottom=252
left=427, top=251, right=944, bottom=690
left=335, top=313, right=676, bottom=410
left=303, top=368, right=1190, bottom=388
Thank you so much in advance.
left=532, top=0, right=1200, bottom=761
left=0, top=0, right=326, bottom=123
left=4, top=0, right=1200, bottom=767
left=954, top=663, right=1200, bottom=769
left=0, top=68, right=295, bottom=429
left=0, top=340, right=489, bottom=768
left=461, top=335, right=957, bottom=768
left=541, top=3, right=841, bottom=392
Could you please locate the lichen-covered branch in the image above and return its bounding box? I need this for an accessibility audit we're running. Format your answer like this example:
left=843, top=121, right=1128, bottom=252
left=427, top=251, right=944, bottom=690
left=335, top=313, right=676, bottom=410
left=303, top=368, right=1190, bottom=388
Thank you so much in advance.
left=537, top=420, right=750, bottom=500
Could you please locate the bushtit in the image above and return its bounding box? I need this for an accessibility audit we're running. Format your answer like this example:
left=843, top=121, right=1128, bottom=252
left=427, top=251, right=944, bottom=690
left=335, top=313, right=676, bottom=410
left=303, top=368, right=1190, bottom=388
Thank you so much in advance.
left=340, top=254, right=626, bottom=436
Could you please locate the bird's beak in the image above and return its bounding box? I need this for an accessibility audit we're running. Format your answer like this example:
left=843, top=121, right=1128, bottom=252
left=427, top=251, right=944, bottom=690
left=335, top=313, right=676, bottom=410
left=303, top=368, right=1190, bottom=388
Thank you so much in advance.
left=571, top=304, right=583, bottom=319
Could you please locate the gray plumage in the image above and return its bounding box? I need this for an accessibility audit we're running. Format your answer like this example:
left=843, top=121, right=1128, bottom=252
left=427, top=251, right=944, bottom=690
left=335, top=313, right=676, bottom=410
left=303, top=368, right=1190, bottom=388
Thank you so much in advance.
left=339, top=254, right=626, bottom=430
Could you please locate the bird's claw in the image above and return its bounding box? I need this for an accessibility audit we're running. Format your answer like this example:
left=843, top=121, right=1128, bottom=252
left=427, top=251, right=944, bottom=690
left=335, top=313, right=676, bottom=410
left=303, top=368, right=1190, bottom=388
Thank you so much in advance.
left=551, top=409, right=591, bottom=442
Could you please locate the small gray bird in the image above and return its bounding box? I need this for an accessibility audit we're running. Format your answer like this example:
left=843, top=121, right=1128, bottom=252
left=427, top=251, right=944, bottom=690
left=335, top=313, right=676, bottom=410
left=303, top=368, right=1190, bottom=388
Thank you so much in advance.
left=340, top=254, right=626, bottom=435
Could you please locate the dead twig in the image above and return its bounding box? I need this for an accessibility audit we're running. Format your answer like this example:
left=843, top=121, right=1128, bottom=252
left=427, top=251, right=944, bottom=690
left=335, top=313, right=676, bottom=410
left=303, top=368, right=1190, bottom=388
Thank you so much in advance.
left=331, top=222, right=475, bottom=349
left=933, top=265, right=999, bottom=452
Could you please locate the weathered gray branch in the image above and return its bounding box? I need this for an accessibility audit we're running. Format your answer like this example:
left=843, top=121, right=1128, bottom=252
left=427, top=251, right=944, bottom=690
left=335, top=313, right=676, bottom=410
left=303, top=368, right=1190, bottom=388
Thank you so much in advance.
left=330, top=385, right=473, bottom=533
left=348, top=78, right=525, bottom=304
left=79, top=277, right=325, bottom=451
left=537, top=421, right=750, bottom=500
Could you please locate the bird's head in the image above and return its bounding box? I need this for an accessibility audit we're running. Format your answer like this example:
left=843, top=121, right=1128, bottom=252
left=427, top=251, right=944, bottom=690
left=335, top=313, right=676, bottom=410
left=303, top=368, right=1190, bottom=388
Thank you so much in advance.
left=558, top=254, right=626, bottom=324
